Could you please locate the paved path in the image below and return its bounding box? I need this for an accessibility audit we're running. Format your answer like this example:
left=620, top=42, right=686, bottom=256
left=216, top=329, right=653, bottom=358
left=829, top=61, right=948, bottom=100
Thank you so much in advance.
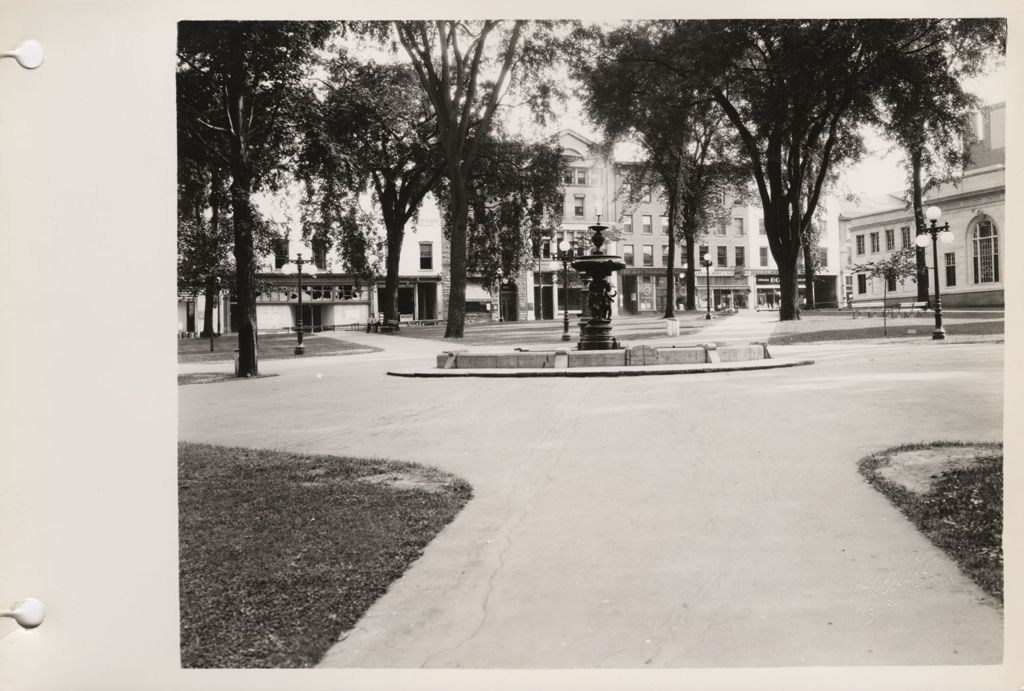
left=178, top=330, right=1004, bottom=668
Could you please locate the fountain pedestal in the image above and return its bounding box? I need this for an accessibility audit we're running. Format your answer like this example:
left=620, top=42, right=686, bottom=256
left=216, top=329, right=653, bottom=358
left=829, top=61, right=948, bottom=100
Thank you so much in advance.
left=571, top=223, right=626, bottom=351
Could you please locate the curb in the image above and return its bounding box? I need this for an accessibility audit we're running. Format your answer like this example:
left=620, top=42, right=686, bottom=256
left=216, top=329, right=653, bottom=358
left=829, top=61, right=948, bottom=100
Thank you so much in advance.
left=387, top=358, right=815, bottom=378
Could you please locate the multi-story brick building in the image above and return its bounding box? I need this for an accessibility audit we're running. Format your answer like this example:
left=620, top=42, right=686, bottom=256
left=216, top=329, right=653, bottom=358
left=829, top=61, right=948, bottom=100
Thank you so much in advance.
left=842, top=103, right=1005, bottom=308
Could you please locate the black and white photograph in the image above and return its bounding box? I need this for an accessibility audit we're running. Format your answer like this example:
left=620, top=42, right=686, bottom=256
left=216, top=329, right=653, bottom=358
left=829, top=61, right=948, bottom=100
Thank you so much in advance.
left=174, top=16, right=1010, bottom=670
left=1, top=3, right=1020, bottom=690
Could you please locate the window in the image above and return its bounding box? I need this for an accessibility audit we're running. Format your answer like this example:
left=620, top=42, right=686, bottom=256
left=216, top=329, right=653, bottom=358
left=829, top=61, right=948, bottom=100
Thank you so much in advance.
left=735, top=246, right=745, bottom=267
left=758, top=218, right=766, bottom=235
left=870, top=232, right=880, bottom=253
left=715, top=222, right=727, bottom=236
left=561, top=169, right=574, bottom=185
left=642, top=245, right=654, bottom=267
left=575, top=169, right=588, bottom=185
left=901, top=226, right=912, bottom=248
left=622, top=214, right=633, bottom=233
left=817, top=248, right=827, bottom=268
left=273, top=238, right=289, bottom=269
left=856, top=235, right=865, bottom=255
left=312, top=241, right=328, bottom=269
left=857, top=274, right=867, bottom=294
left=886, top=275, right=896, bottom=292
left=972, top=219, right=999, bottom=283
left=621, top=182, right=631, bottom=199
left=717, top=246, right=727, bottom=267
left=661, top=245, right=670, bottom=265
left=641, top=215, right=653, bottom=233
left=945, top=252, right=956, bottom=287
left=699, top=245, right=709, bottom=264
left=419, top=242, right=433, bottom=270
left=885, top=228, right=895, bottom=251
left=623, top=244, right=634, bottom=266
left=680, top=247, right=688, bottom=265
left=574, top=195, right=585, bottom=218
left=733, top=217, right=745, bottom=236
left=660, top=215, right=669, bottom=234
left=643, top=190, right=651, bottom=203
left=759, top=247, right=769, bottom=267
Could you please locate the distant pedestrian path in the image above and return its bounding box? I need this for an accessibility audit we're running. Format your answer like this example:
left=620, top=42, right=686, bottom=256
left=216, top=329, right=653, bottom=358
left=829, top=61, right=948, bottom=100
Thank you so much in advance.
left=680, top=308, right=778, bottom=344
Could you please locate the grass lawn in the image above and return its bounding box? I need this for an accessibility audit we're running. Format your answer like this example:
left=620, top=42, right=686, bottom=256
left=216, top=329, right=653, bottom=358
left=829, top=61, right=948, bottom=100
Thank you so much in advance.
left=769, top=317, right=1003, bottom=345
left=178, top=443, right=472, bottom=668
left=859, top=442, right=1003, bottom=602
left=178, top=334, right=377, bottom=364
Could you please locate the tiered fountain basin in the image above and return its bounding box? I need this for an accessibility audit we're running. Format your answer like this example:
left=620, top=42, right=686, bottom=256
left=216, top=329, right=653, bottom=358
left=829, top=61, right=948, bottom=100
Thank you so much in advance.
left=386, top=342, right=814, bottom=378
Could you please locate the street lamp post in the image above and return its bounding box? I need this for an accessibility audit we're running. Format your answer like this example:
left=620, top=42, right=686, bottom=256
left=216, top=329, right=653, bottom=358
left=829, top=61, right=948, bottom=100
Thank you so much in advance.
left=701, top=252, right=713, bottom=320
left=556, top=238, right=577, bottom=342
left=281, top=253, right=318, bottom=355
left=915, top=205, right=954, bottom=340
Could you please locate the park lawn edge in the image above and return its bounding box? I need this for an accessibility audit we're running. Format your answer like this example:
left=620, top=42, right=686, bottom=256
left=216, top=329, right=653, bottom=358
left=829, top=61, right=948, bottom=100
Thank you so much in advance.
left=858, top=441, right=1003, bottom=603
left=178, top=442, right=473, bottom=668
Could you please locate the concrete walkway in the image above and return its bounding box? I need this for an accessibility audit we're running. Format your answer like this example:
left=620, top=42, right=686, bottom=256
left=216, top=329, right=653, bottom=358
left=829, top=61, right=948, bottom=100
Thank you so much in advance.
left=178, top=331, right=1004, bottom=668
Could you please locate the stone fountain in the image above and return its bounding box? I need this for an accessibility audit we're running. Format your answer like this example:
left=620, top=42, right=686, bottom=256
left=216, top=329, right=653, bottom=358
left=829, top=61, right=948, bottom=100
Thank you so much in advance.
left=572, top=221, right=626, bottom=350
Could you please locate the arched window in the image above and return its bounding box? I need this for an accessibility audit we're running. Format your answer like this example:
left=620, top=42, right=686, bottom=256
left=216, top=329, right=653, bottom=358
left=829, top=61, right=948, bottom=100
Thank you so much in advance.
left=971, top=218, right=999, bottom=284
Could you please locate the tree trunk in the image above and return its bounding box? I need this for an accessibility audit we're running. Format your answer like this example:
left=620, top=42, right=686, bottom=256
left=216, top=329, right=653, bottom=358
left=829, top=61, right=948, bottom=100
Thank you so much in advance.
left=663, top=194, right=677, bottom=318
left=202, top=277, right=217, bottom=337
left=685, top=234, right=697, bottom=311
left=911, top=148, right=930, bottom=304
left=226, top=29, right=258, bottom=375
left=230, top=184, right=259, bottom=376
left=382, top=220, right=404, bottom=326
left=778, top=247, right=801, bottom=321
left=802, top=240, right=816, bottom=309
left=444, top=171, right=469, bottom=338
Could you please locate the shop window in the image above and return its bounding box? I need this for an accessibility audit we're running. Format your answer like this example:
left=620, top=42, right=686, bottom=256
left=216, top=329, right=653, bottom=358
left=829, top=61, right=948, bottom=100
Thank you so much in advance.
left=945, top=252, right=956, bottom=287
left=972, top=219, right=999, bottom=283
left=642, top=245, right=654, bottom=267
left=419, top=242, right=433, bottom=270
left=759, top=247, right=769, bottom=267
left=717, top=246, right=727, bottom=267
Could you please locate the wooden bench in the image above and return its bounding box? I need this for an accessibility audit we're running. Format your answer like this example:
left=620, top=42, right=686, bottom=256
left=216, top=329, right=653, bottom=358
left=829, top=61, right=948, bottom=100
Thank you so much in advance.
left=852, top=301, right=890, bottom=318
left=896, top=301, right=929, bottom=317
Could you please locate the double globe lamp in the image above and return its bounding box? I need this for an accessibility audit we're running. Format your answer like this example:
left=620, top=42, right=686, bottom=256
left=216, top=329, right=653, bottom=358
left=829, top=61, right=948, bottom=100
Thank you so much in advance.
left=915, top=205, right=954, bottom=340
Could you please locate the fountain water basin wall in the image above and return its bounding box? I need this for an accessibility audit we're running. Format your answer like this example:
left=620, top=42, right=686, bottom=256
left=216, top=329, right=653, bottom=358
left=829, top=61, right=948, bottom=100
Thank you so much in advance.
left=435, top=343, right=771, bottom=370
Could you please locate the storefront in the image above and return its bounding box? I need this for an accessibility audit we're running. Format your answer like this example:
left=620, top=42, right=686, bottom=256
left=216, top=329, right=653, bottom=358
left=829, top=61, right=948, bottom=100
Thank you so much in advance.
left=756, top=275, right=782, bottom=310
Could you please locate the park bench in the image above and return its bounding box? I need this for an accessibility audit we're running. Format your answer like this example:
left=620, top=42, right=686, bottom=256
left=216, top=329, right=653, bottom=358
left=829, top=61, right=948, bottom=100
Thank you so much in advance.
left=897, top=301, right=929, bottom=317
left=851, top=301, right=892, bottom=318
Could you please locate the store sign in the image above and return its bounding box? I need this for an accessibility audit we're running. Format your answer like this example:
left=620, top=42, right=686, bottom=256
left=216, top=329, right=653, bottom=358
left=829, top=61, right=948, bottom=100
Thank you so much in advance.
left=756, top=275, right=781, bottom=285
